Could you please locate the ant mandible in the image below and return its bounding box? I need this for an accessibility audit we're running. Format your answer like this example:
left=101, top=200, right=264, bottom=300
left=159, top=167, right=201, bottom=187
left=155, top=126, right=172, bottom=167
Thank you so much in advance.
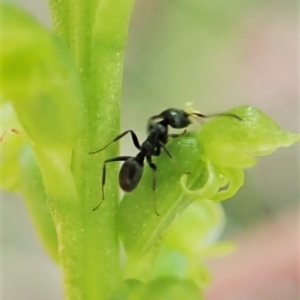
left=89, top=107, right=242, bottom=215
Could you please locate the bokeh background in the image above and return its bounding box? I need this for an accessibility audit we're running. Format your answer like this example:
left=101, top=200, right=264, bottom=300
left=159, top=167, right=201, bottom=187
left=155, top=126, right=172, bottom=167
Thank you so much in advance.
left=1, top=0, right=299, bottom=299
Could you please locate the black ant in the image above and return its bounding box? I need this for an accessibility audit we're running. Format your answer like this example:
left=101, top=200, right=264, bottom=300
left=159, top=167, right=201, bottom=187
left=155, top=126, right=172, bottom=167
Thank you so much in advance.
left=89, top=108, right=242, bottom=215
left=89, top=128, right=179, bottom=216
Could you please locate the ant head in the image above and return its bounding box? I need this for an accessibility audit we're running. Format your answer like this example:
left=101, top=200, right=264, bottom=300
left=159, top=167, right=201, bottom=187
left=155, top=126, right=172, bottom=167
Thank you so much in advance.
left=159, top=108, right=191, bottom=129
left=119, top=158, right=144, bottom=192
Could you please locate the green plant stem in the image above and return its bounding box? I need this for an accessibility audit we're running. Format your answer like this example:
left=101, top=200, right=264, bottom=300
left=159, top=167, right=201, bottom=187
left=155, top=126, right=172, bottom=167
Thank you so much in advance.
left=48, top=0, right=136, bottom=299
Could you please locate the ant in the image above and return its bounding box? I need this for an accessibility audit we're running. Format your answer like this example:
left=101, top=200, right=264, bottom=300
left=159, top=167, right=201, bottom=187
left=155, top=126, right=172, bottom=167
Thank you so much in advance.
left=89, top=107, right=242, bottom=215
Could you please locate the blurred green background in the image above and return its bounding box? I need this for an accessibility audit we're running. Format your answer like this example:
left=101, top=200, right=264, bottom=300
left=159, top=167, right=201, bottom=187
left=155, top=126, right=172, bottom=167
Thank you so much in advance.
left=2, top=0, right=298, bottom=299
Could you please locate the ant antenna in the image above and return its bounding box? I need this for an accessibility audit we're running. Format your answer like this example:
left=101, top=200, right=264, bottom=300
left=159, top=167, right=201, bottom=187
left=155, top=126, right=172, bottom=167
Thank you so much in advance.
left=184, top=102, right=243, bottom=121
left=190, top=111, right=243, bottom=121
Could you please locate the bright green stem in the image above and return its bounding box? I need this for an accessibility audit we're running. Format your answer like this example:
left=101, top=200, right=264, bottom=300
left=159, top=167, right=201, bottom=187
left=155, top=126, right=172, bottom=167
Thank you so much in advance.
left=48, top=0, right=136, bottom=299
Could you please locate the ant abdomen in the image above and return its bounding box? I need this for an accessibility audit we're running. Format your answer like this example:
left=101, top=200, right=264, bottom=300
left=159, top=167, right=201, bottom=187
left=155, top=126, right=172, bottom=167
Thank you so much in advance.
left=119, top=158, right=144, bottom=192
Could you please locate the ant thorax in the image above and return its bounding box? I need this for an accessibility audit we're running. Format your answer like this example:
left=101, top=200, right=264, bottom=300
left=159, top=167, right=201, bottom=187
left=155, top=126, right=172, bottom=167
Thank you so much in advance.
left=147, top=122, right=168, bottom=144
left=140, top=138, right=157, bottom=156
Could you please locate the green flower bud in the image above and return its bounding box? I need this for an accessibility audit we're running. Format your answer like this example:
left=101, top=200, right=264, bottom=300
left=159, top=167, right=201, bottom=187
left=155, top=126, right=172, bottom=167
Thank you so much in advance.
left=0, top=103, right=24, bottom=191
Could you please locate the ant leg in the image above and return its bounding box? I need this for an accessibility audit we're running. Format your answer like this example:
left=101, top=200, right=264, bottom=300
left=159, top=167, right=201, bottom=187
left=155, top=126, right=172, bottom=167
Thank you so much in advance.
left=159, top=142, right=173, bottom=159
left=168, top=130, right=186, bottom=139
left=146, top=156, right=160, bottom=216
left=159, top=142, right=190, bottom=175
left=93, top=155, right=131, bottom=211
left=89, top=130, right=141, bottom=154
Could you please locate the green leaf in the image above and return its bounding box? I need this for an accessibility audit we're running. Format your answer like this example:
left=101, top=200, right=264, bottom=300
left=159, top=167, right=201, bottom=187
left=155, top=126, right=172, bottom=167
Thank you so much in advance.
left=199, top=106, right=300, bottom=168
left=0, top=3, right=83, bottom=153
